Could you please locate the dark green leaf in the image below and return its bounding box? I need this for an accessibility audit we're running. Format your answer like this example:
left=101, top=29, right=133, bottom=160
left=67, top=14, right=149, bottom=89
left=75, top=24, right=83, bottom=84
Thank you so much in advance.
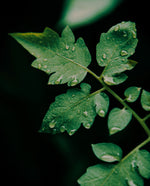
left=78, top=151, right=144, bottom=186
left=40, top=83, right=104, bottom=135
left=59, top=0, right=122, bottom=28
left=136, top=150, right=150, bottom=179
left=96, top=21, right=138, bottom=85
left=141, top=89, right=150, bottom=111
left=124, top=86, right=141, bottom=102
left=92, top=143, right=122, bottom=162
left=108, top=107, right=132, bottom=135
left=10, top=26, right=91, bottom=86
left=94, top=92, right=109, bottom=117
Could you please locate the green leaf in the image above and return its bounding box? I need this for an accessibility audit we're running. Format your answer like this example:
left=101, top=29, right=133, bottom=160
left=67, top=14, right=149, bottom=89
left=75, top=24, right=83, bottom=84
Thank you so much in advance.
left=136, top=150, right=150, bottom=179
left=94, top=92, right=109, bottom=117
left=108, top=107, right=132, bottom=135
left=124, top=86, right=141, bottom=102
left=59, top=0, right=122, bottom=29
left=141, top=89, right=150, bottom=111
left=96, top=21, right=138, bottom=85
left=92, top=143, right=122, bottom=162
left=10, top=26, right=91, bottom=86
left=78, top=152, right=144, bottom=186
left=40, top=83, right=104, bottom=135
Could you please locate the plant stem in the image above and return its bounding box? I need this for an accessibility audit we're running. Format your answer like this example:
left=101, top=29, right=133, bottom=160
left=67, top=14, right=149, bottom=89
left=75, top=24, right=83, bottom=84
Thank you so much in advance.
left=143, top=113, right=150, bottom=122
left=121, top=136, right=150, bottom=162
left=86, top=69, right=150, bottom=137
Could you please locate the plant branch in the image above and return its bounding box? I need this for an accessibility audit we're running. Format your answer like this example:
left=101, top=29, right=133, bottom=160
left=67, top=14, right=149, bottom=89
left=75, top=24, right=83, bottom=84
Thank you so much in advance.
left=85, top=68, right=150, bottom=137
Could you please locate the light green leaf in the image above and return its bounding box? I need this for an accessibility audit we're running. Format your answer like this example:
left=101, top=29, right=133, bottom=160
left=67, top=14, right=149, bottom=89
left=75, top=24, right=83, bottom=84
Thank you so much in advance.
left=78, top=152, right=144, bottom=186
left=59, top=0, right=122, bottom=28
left=136, top=150, right=150, bottom=179
left=92, top=143, right=122, bottom=162
left=108, top=107, right=132, bottom=135
left=10, top=26, right=91, bottom=86
left=124, top=86, right=141, bottom=102
left=94, top=92, right=109, bottom=117
left=96, top=21, right=138, bottom=85
left=141, top=89, right=150, bottom=111
left=40, top=83, right=104, bottom=135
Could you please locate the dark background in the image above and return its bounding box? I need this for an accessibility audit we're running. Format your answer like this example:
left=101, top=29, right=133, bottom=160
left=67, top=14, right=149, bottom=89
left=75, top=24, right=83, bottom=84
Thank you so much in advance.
left=1, top=0, right=150, bottom=185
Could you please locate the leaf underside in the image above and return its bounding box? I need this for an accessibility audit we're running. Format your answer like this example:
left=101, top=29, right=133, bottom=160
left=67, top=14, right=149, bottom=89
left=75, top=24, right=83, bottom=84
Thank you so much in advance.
left=78, top=143, right=150, bottom=186
left=10, top=26, right=91, bottom=86
left=96, top=21, right=138, bottom=85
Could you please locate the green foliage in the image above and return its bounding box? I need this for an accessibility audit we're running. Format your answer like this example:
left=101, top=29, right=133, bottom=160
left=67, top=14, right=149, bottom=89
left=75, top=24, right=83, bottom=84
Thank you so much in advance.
left=92, top=143, right=123, bottom=162
left=141, top=90, right=150, bottom=111
left=124, top=86, right=141, bottom=102
left=78, top=143, right=150, bottom=186
left=40, top=83, right=106, bottom=135
left=10, top=21, right=150, bottom=185
left=108, top=108, right=132, bottom=135
left=10, top=26, right=91, bottom=86
left=59, top=0, right=122, bottom=28
left=96, top=21, right=138, bottom=85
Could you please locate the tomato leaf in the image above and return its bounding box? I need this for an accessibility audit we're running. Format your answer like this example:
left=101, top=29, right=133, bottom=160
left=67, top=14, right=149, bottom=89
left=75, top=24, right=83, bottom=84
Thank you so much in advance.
left=10, top=26, right=91, bottom=86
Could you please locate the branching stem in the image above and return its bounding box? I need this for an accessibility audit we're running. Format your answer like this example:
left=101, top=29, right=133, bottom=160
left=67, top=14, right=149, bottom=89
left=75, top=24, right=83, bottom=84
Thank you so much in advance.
left=86, top=68, right=150, bottom=137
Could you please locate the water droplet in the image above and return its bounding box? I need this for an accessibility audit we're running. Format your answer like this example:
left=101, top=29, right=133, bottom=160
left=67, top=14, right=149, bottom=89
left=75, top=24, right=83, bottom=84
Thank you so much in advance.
left=60, top=126, right=66, bottom=133
left=101, top=155, right=118, bottom=162
left=44, top=58, right=48, bottom=61
left=44, top=65, right=47, bottom=68
left=72, top=46, right=75, bottom=51
left=66, top=45, right=69, bottom=50
left=127, top=180, right=137, bottom=186
left=55, top=76, right=63, bottom=84
left=98, top=110, right=105, bottom=117
left=49, top=120, right=56, bottom=128
left=69, top=129, right=76, bottom=136
left=102, top=53, right=107, bottom=59
left=131, top=30, right=136, bottom=39
left=70, top=77, right=78, bottom=86
left=83, top=111, right=88, bottom=117
left=120, top=50, right=128, bottom=56
left=110, top=127, right=121, bottom=135
left=123, top=31, right=127, bottom=37
left=38, top=64, right=41, bottom=69
left=114, top=25, right=120, bottom=31
left=84, top=123, right=91, bottom=129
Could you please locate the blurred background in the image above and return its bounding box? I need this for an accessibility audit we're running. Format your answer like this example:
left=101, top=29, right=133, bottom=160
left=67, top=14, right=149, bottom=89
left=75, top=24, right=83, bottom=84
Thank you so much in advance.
left=1, top=0, right=150, bottom=185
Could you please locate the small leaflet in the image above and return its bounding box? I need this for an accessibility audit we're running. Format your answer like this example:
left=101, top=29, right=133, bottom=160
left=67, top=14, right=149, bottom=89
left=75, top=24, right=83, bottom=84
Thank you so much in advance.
left=141, top=89, right=150, bottom=111
left=108, top=107, right=132, bottom=135
left=124, top=86, right=141, bottom=102
left=92, top=143, right=122, bottom=162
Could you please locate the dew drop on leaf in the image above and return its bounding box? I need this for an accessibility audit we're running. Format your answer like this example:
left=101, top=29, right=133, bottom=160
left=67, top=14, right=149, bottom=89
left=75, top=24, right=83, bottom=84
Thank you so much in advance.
left=120, top=50, right=128, bottom=56
left=84, top=123, right=91, bottom=129
left=98, top=110, right=105, bottom=117
left=127, top=180, right=137, bottom=186
left=83, top=111, right=88, bottom=117
left=49, top=120, right=56, bottom=128
left=102, top=53, right=107, bottom=59
left=101, top=155, right=118, bottom=162
left=43, top=58, right=48, bottom=61
left=131, top=30, right=136, bottom=39
left=66, top=44, right=69, bottom=50
left=55, top=76, right=63, bottom=84
left=38, top=64, right=41, bottom=69
left=114, top=25, right=120, bottom=31
left=60, top=126, right=66, bottom=133
left=72, top=46, right=75, bottom=51
left=44, top=65, right=47, bottom=68
left=69, top=129, right=76, bottom=136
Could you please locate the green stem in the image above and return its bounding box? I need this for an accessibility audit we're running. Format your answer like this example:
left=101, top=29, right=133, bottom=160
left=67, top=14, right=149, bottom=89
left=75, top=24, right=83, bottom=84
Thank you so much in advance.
left=143, top=113, right=150, bottom=122
left=121, top=136, right=150, bottom=162
left=86, top=69, right=150, bottom=137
